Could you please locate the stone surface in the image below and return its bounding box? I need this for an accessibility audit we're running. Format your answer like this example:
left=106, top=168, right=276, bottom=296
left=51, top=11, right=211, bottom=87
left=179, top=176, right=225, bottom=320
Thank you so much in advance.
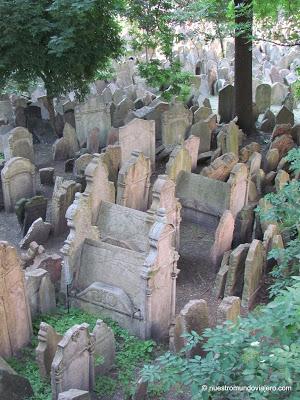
left=4, top=127, right=34, bottom=162
left=224, top=243, right=250, bottom=297
left=275, top=106, right=294, bottom=126
left=93, top=320, right=115, bottom=375
left=216, top=296, right=241, bottom=324
left=0, top=356, right=33, bottom=400
left=190, top=119, right=212, bottom=153
left=22, top=195, right=48, bottom=235
left=51, top=323, right=95, bottom=399
left=210, top=210, right=234, bottom=270
left=116, top=151, right=151, bottom=211
left=36, top=322, right=62, bottom=379
left=218, top=84, right=234, bottom=123
left=242, top=240, right=265, bottom=308
left=0, top=241, right=32, bottom=358
left=201, top=152, right=238, bottom=181
left=166, top=145, right=192, bottom=182
left=213, top=251, right=231, bottom=298
left=87, top=127, right=100, bottom=154
left=58, top=389, right=90, bottom=400
left=74, top=154, right=93, bottom=176
left=275, top=169, right=290, bottom=191
left=53, top=123, right=79, bottom=161
left=270, top=133, right=294, bottom=158
left=161, top=102, right=192, bottom=145
left=171, top=299, right=209, bottom=356
left=40, top=167, right=55, bottom=185
left=255, top=84, right=271, bottom=114
left=1, top=157, right=36, bottom=212
left=183, top=135, right=200, bottom=171
left=265, top=148, right=280, bottom=172
left=20, top=218, right=52, bottom=249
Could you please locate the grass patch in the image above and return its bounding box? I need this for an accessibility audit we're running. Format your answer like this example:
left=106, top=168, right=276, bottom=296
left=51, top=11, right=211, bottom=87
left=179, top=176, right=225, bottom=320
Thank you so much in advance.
left=7, top=307, right=159, bottom=399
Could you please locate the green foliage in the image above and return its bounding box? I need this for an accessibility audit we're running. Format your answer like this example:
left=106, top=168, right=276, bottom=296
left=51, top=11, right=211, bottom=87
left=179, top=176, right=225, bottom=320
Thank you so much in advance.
left=142, top=278, right=300, bottom=399
left=256, top=148, right=300, bottom=297
left=0, top=0, right=123, bottom=100
left=8, top=307, right=157, bottom=399
left=138, top=59, right=193, bottom=101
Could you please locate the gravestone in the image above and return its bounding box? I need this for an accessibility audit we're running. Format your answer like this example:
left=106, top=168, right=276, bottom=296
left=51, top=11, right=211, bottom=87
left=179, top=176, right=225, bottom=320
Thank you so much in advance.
left=4, top=127, right=34, bottom=162
left=242, top=240, right=265, bottom=307
left=74, top=154, right=93, bottom=176
left=40, top=168, right=55, bottom=185
left=75, top=96, right=111, bottom=147
left=183, top=135, right=200, bottom=171
left=161, top=103, right=192, bottom=145
left=194, top=106, right=212, bottom=123
left=112, top=98, right=134, bottom=128
left=171, top=299, right=209, bottom=357
left=36, top=322, right=62, bottom=379
left=118, top=118, right=155, bottom=169
left=58, top=390, right=90, bottom=400
left=87, top=127, right=100, bottom=154
left=22, top=196, right=48, bottom=235
left=0, top=356, right=33, bottom=400
left=166, top=145, right=192, bottom=182
left=20, top=217, right=52, bottom=249
left=275, top=170, right=290, bottom=191
left=53, top=123, right=79, bottom=161
left=0, top=241, right=32, bottom=358
left=1, top=157, right=36, bottom=212
left=275, top=106, right=294, bottom=126
left=190, top=119, right=212, bottom=153
left=93, top=320, right=115, bottom=374
left=51, top=178, right=81, bottom=235
left=201, top=152, right=238, bottom=181
left=51, top=324, right=95, bottom=399
left=210, top=210, right=234, bottom=271
left=224, top=243, right=250, bottom=297
left=216, top=296, right=241, bottom=324
left=255, top=84, right=271, bottom=114
left=116, top=151, right=151, bottom=211
left=213, top=251, right=231, bottom=298
left=218, top=84, right=234, bottom=123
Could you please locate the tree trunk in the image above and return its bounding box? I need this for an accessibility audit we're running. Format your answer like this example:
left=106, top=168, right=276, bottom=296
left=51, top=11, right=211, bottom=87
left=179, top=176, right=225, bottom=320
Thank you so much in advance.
left=234, top=0, right=253, bottom=135
left=45, top=95, right=58, bottom=136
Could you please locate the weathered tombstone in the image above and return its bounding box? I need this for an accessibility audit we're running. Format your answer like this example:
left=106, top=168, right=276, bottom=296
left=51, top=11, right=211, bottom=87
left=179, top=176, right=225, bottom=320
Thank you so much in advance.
left=210, top=210, right=234, bottom=271
left=118, top=118, right=155, bottom=169
left=51, top=178, right=81, bottom=235
left=265, top=148, right=280, bottom=172
left=86, top=127, right=100, bottom=154
left=75, top=96, right=111, bottom=147
left=233, top=205, right=254, bottom=246
left=255, top=84, right=271, bottom=114
left=183, top=135, right=200, bottom=171
left=74, top=154, right=93, bottom=176
left=242, top=240, right=266, bottom=308
left=190, top=119, right=212, bottom=153
left=166, top=145, right=192, bottom=182
left=51, top=324, right=95, bottom=399
left=170, top=299, right=209, bottom=357
left=216, top=296, right=241, bottom=324
left=58, top=390, right=90, bottom=400
left=22, top=196, right=48, bottom=235
left=213, top=251, right=231, bottom=298
left=112, top=98, right=134, bottom=128
left=116, top=151, right=151, bottom=211
left=224, top=121, right=239, bottom=156
left=133, top=101, right=169, bottom=140
left=275, top=169, right=290, bottom=191
left=0, top=241, right=32, bottom=358
left=271, top=82, right=288, bottom=105
left=53, top=123, right=79, bottom=161
left=0, top=356, right=34, bottom=400
left=40, top=167, right=55, bottom=185
left=194, top=106, right=212, bottom=123
left=275, top=105, right=294, bottom=126
left=36, top=322, right=62, bottom=379
left=20, top=218, right=52, bottom=249
left=161, top=103, right=192, bottom=145
left=261, top=109, right=276, bottom=133
left=1, top=157, right=36, bottom=212
left=218, top=84, right=234, bottom=123
left=93, top=320, right=115, bottom=374
left=201, top=152, right=238, bottom=181
left=4, top=127, right=34, bottom=162
left=224, top=243, right=250, bottom=297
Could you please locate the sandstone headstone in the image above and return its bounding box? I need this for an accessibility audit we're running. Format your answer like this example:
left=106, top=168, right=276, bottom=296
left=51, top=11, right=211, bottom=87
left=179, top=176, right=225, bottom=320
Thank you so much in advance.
left=255, top=84, right=271, bottom=114
left=51, top=324, right=95, bottom=399
left=4, top=127, right=34, bottom=162
left=53, top=123, right=79, bottom=161
left=93, top=320, right=115, bottom=374
left=40, top=168, right=55, bottom=185
left=216, top=296, right=241, bottom=324
left=22, top=196, right=48, bottom=235
left=161, top=102, right=192, bottom=145
left=265, top=148, right=280, bottom=172
left=0, top=242, right=32, bottom=358
left=183, top=135, right=200, bottom=171
left=190, top=119, right=212, bottom=153
left=275, top=106, right=294, bottom=126
left=36, top=322, right=62, bottom=379
left=213, top=251, right=231, bottom=298
left=74, top=154, right=93, bottom=176
left=194, top=106, right=212, bottom=123
left=0, top=356, right=33, bottom=400
left=86, top=127, right=100, bottom=154
left=201, top=152, right=238, bottom=181
left=270, top=134, right=294, bottom=158
left=20, top=218, right=52, bottom=249
left=166, top=145, right=192, bottom=182
left=116, top=151, right=151, bottom=211
left=1, top=157, right=36, bottom=212
left=210, top=210, right=234, bottom=270
left=275, top=169, right=290, bottom=191
left=218, top=84, right=234, bottom=123
left=224, top=243, right=250, bottom=297
left=242, top=240, right=266, bottom=308
left=261, top=109, right=276, bottom=132
left=112, top=98, right=134, bottom=128
left=171, top=299, right=209, bottom=357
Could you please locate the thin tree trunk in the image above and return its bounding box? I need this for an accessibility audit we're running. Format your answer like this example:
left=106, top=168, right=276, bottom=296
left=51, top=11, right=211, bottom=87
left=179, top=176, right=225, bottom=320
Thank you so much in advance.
left=45, top=95, right=58, bottom=136
left=234, top=0, right=253, bottom=135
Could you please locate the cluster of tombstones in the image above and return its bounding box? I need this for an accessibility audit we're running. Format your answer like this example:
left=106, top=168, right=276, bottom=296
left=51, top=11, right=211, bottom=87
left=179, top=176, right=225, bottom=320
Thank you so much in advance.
left=0, top=51, right=299, bottom=399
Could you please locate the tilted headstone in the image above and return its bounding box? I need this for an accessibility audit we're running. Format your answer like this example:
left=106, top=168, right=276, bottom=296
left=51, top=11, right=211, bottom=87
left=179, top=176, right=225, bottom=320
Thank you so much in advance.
left=201, top=152, right=238, bottom=181
left=53, top=123, right=79, bottom=161
left=166, top=145, right=192, bottom=182
left=93, top=320, right=115, bottom=374
left=51, top=324, right=95, bottom=399
left=4, top=127, right=34, bottom=162
left=36, top=322, right=62, bottom=379
left=190, top=119, right=212, bottom=153
left=218, top=84, right=234, bottom=123
left=117, top=151, right=151, bottom=211
left=23, top=195, right=48, bottom=235
left=255, top=84, right=271, bottom=114
left=74, top=154, right=93, bottom=176
left=161, top=102, right=192, bottom=145
left=275, top=105, right=294, bottom=126
left=20, top=217, right=52, bottom=249
left=0, top=241, right=32, bottom=358
left=213, top=251, right=231, bottom=298
left=224, top=243, right=250, bottom=297
left=216, top=296, right=241, bottom=324
left=1, top=157, right=36, bottom=212
left=183, top=135, right=200, bottom=171
left=242, top=240, right=266, bottom=308
left=210, top=210, right=234, bottom=271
